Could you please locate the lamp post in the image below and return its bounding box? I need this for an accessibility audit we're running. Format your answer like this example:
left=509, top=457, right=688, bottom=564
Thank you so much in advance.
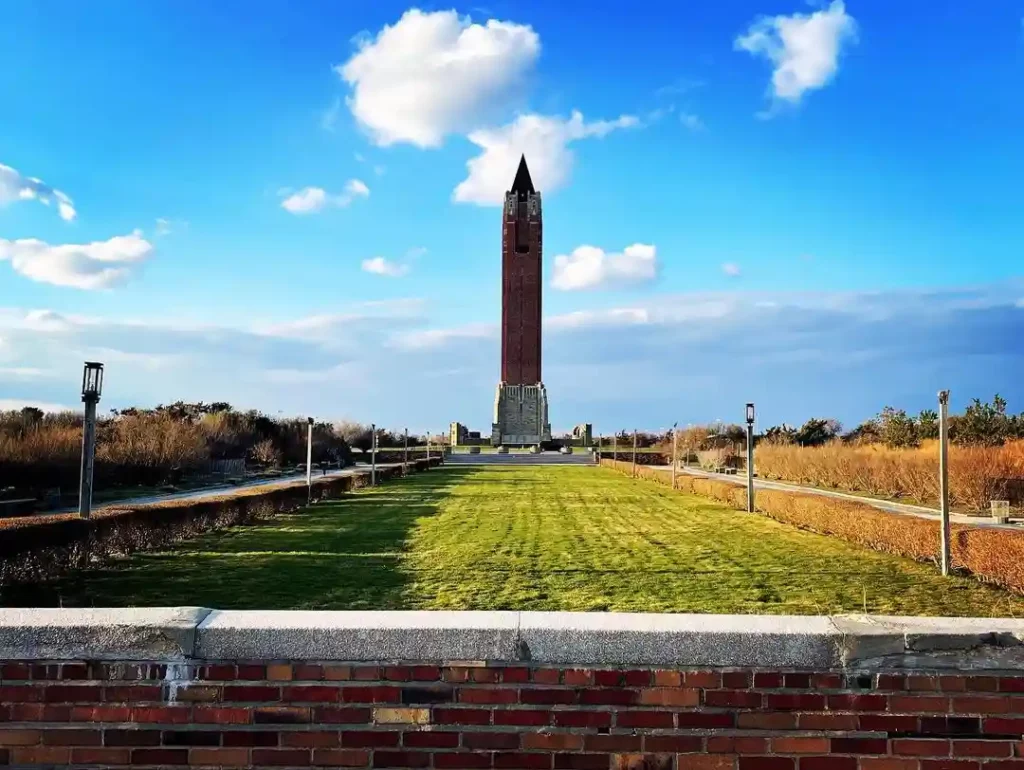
left=632, top=429, right=638, bottom=478
left=306, top=417, right=314, bottom=505
left=426, top=430, right=431, bottom=464
left=938, top=390, right=951, bottom=576
left=371, top=423, right=377, bottom=487
left=78, top=362, right=104, bottom=519
left=745, top=403, right=755, bottom=514
left=671, top=422, right=678, bottom=490
left=404, top=428, right=409, bottom=474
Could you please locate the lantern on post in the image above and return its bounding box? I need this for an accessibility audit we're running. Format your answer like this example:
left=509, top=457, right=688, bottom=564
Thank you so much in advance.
left=745, top=403, right=755, bottom=514
left=306, top=417, right=314, bottom=505
left=79, top=362, right=104, bottom=519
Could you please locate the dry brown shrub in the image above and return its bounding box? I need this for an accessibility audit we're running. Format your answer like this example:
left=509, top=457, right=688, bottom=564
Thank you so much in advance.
left=755, top=440, right=1024, bottom=511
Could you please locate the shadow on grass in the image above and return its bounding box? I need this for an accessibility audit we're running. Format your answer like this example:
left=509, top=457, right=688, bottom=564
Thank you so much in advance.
left=4, top=468, right=474, bottom=610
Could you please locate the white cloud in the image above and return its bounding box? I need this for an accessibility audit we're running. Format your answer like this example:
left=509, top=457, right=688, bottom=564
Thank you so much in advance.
left=722, top=262, right=742, bottom=277
left=280, top=179, right=369, bottom=214
left=547, top=308, right=651, bottom=330
left=0, top=162, right=77, bottom=221
left=362, top=256, right=409, bottom=277
left=454, top=111, right=639, bottom=205
left=155, top=218, right=172, bottom=236
left=735, top=0, right=857, bottom=106
left=337, top=8, right=540, bottom=148
left=0, top=231, right=153, bottom=289
left=551, top=243, right=658, bottom=291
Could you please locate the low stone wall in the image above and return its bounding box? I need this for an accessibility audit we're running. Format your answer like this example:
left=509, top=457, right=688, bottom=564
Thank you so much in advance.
left=0, top=458, right=442, bottom=589
left=2, top=609, right=1024, bottom=768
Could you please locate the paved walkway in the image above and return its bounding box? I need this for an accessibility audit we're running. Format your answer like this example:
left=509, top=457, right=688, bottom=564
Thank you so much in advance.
left=652, top=465, right=1020, bottom=531
left=445, top=451, right=597, bottom=466
left=52, top=463, right=402, bottom=515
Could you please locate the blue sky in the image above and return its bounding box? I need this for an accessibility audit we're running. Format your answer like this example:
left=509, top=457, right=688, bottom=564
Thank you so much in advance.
left=1, top=0, right=1022, bottom=434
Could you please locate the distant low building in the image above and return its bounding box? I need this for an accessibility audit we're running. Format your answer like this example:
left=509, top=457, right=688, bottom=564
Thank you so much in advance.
left=571, top=423, right=593, bottom=447
left=449, top=422, right=489, bottom=447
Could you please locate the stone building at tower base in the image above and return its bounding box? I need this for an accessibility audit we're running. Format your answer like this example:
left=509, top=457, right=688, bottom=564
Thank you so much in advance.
left=491, top=383, right=551, bottom=447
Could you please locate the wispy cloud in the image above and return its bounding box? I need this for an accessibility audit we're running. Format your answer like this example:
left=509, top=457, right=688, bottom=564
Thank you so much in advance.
left=321, top=98, right=342, bottom=132
left=454, top=111, right=639, bottom=206
left=2, top=284, right=1022, bottom=429
left=680, top=113, right=705, bottom=132
left=362, top=256, right=409, bottom=278
left=280, top=180, right=369, bottom=214
left=0, top=162, right=76, bottom=221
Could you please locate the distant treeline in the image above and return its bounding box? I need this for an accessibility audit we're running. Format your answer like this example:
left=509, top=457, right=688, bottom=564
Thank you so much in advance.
left=597, top=395, right=1024, bottom=452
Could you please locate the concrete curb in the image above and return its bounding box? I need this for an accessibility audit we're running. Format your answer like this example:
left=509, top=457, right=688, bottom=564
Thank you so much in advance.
left=3, top=609, right=1024, bottom=669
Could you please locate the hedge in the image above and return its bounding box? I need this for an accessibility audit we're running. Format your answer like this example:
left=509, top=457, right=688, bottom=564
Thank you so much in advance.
left=600, top=459, right=1024, bottom=595
left=0, top=458, right=441, bottom=589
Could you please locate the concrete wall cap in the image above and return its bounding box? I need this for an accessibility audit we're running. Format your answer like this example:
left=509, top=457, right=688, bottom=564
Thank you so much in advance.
left=196, top=610, right=521, bottom=662
left=0, top=607, right=211, bottom=661
left=518, top=612, right=839, bottom=667
left=2, top=609, right=1024, bottom=669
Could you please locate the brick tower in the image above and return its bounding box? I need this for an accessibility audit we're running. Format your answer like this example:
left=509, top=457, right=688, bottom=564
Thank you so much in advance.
left=492, top=156, right=551, bottom=447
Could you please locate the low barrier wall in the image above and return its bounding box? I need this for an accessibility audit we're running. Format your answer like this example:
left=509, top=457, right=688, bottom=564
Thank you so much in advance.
left=0, top=458, right=442, bottom=589
left=599, top=459, right=1024, bottom=596
left=2, top=610, right=1024, bottom=768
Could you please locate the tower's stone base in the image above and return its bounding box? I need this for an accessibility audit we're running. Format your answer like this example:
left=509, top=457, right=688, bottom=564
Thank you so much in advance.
left=491, top=382, right=551, bottom=446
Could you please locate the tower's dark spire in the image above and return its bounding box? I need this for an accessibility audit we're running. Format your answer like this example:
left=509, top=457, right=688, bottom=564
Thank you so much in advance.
left=510, top=154, right=535, bottom=198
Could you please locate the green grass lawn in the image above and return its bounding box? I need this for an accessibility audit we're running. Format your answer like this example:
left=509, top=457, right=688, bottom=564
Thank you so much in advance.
left=16, top=466, right=1024, bottom=615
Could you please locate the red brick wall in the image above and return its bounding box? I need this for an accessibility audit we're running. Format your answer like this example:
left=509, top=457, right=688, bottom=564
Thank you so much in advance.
left=3, top=661, right=1024, bottom=768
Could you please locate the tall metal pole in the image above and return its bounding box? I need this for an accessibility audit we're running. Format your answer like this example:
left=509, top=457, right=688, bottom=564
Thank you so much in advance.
left=79, top=397, right=98, bottom=519
left=939, top=390, right=951, bottom=576
left=403, top=428, right=409, bottom=474
left=306, top=417, right=314, bottom=505
left=632, top=430, right=638, bottom=478
left=371, top=423, right=377, bottom=487
left=426, top=431, right=431, bottom=463
left=746, top=403, right=755, bottom=513
left=671, top=422, right=678, bottom=490
left=612, top=433, right=618, bottom=463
